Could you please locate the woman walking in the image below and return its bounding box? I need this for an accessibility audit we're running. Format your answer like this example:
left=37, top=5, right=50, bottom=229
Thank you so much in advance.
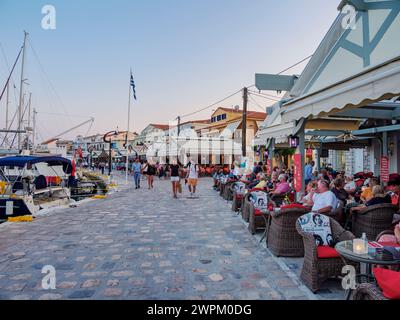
left=144, top=161, right=156, bottom=189
left=170, top=160, right=182, bottom=199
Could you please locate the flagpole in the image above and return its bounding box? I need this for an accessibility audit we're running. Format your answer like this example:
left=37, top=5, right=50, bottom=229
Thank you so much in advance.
left=125, top=72, right=132, bottom=185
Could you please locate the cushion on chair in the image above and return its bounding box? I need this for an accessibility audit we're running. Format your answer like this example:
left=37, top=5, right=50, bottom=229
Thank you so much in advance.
left=254, top=209, right=263, bottom=217
left=373, top=268, right=400, bottom=300
left=298, top=213, right=334, bottom=247
left=317, top=246, right=340, bottom=259
left=378, top=242, right=400, bottom=248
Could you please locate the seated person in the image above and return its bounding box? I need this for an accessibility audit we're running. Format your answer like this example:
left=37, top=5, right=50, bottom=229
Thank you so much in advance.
left=253, top=174, right=267, bottom=190
left=344, top=175, right=357, bottom=194
left=308, top=180, right=339, bottom=214
left=360, top=177, right=379, bottom=203
left=378, top=223, right=400, bottom=244
left=350, top=185, right=391, bottom=214
left=270, top=174, right=290, bottom=196
left=300, top=181, right=318, bottom=207
left=331, top=178, right=349, bottom=202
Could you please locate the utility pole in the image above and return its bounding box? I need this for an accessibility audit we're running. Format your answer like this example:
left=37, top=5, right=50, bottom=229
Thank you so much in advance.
left=242, top=87, right=248, bottom=157
left=177, top=116, right=181, bottom=136
left=18, top=31, right=28, bottom=151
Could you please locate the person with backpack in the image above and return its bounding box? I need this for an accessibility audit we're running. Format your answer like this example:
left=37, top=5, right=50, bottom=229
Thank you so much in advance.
left=186, top=160, right=199, bottom=197
left=170, top=159, right=182, bottom=199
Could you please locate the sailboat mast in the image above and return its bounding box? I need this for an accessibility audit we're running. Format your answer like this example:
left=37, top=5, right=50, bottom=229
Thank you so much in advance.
left=17, top=31, right=28, bottom=151
left=5, top=81, right=9, bottom=130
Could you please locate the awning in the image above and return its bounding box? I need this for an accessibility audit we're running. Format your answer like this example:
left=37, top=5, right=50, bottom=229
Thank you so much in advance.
left=219, top=121, right=241, bottom=138
left=281, top=1, right=400, bottom=122
left=255, top=122, right=296, bottom=145
left=282, top=58, right=400, bottom=122
left=0, top=156, right=72, bottom=174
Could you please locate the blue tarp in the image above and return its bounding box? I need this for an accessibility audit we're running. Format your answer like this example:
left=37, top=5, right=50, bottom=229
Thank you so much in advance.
left=0, top=156, right=72, bottom=174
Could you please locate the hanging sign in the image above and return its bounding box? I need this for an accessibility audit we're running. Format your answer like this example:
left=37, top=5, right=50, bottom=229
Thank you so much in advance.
left=381, top=156, right=390, bottom=183
left=293, top=154, right=302, bottom=192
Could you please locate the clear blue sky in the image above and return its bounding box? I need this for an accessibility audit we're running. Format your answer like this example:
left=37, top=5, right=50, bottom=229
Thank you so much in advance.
left=0, top=0, right=339, bottom=141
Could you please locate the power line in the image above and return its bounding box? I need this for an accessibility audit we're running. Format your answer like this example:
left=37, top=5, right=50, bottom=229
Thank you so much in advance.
left=180, top=88, right=243, bottom=119
left=276, top=54, right=313, bottom=75
left=28, top=39, right=74, bottom=126
left=248, top=91, right=280, bottom=102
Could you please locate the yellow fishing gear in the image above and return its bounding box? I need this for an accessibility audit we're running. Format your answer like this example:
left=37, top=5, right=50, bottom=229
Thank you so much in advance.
left=8, top=216, right=33, bottom=223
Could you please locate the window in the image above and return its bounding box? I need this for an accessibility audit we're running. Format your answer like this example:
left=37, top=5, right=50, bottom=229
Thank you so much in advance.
left=217, top=115, right=222, bottom=121
left=221, top=113, right=227, bottom=120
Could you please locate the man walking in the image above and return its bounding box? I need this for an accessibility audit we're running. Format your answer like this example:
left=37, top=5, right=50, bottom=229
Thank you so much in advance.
left=186, top=160, right=199, bottom=197
left=132, top=158, right=142, bottom=189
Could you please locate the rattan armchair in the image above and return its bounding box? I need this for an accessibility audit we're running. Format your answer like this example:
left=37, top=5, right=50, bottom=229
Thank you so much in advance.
left=352, top=203, right=397, bottom=240
left=323, top=200, right=344, bottom=223
left=231, top=189, right=244, bottom=212
left=296, top=217, right=356, bottom=293
left=241, top=193, right=253, bottom=222
left=222, top=181, right=236, bottom=201
left=267, top=207, right=309, bottom=257
left=351, top=283, right=387, bottom=300
left=248, top=202, right=268, bottom=235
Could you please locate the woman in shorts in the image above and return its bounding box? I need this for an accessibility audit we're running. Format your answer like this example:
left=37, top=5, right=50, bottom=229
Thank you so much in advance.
left=170, top=160, right=181, bottom=199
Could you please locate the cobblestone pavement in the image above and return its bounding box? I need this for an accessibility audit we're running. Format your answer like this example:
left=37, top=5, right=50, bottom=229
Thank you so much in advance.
left=0, top=176, right=345, bottom=300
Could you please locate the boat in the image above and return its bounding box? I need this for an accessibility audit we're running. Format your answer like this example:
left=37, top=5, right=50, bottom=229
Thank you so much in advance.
left=0, top=156, right=73, bottom=221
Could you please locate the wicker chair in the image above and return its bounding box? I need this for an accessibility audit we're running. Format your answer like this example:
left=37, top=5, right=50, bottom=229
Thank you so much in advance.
left=231, top=190, right=244, bottom=212
left=352, top=203, right=397, bottom=240
left=241, top=193, right=253, bottom=222
left=267, top=207, right=309, bottom=257
left=222, top=181, right=236, bottom=201
left=270, top=192, right=289, bottom=207
left=296, top=217, right=356, bottom=293
left=324, top=200, right=344, bottom=223
left=351, top=283, right=387, bottom=300
left=248, top=202, right=268, bottom=235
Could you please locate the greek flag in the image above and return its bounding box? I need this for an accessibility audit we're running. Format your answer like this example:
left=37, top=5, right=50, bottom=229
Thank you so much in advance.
left=130, top=72, right=137, bottom=100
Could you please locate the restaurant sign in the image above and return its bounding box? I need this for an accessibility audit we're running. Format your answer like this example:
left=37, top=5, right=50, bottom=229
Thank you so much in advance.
left=380, top=156, right=390, bottom=183
left=293, top=154, right=302, bottom=192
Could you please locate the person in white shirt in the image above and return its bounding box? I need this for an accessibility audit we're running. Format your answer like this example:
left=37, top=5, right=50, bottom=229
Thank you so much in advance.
left=186, top=160, right=199, bottom=197
left=310, top=180, right=339, bottom=214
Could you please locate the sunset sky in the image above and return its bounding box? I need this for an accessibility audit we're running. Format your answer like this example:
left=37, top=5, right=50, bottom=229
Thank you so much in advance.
left=0, top=0, right=339, bottom=141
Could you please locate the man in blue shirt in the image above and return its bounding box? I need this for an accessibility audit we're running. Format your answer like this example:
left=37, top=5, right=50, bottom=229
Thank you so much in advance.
left=304, top=160, right=315, bottom=185
left=132, top=158, right=142, bottom=189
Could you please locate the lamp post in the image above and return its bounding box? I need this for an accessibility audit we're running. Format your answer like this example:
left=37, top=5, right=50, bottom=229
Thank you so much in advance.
left=103, top=130, right=119, bottom=176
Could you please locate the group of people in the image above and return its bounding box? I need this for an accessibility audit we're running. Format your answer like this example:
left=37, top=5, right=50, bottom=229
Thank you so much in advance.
left=130, top=158, right=201, bottom=198
left=212, top=160, right=400, bottom=241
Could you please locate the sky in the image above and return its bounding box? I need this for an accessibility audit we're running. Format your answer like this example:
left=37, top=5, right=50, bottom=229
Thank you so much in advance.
left=0, top=0, right=339, bottom=142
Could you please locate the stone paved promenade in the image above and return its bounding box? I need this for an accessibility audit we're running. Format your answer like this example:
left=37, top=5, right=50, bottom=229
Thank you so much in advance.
left=0, top=177, right=344, bottom=300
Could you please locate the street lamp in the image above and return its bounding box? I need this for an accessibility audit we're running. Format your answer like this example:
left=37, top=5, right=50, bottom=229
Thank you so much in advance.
left=103, top=129, right=119, bottom=176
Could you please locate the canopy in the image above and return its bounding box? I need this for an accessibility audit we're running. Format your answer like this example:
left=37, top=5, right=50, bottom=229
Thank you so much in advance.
left=219, top=121, right=241, bottom=138
left=282, top=1, right=400, bottom=122
left=0, top=156, right=72, bottom=174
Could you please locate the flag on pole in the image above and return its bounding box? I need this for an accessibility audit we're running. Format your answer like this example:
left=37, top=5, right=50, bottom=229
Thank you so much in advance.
left=130, top=71, right=137, bottom=100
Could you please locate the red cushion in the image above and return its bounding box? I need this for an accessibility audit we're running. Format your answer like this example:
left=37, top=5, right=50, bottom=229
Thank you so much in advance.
left=254, top=209, right=263, bottom=216
left=235, top=194, right=244, bottom=200
left=373, top=268, right=400, bottom=300
left=317, top=246, right=340, bottom=259
left=281, top=203, right=307, bottom=210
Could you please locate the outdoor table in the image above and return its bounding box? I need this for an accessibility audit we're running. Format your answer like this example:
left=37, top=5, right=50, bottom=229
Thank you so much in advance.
left=335, top=240, right=400, bottom=299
